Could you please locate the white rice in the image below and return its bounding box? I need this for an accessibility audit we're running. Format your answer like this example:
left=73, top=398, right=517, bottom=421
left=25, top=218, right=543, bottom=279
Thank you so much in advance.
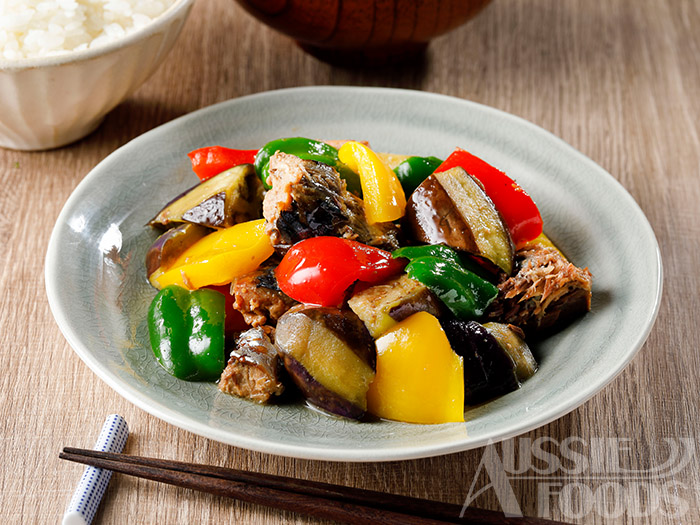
left=0, top=0, right=176, bottom=60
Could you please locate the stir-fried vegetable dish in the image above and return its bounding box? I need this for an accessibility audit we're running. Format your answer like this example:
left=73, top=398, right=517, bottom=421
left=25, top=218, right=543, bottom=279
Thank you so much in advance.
left=145, top=138, right=593, bottom=424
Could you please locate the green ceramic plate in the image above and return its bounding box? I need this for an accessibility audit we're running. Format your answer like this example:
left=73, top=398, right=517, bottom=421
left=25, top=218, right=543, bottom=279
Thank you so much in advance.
left=45, top=87, right=661, bottom=461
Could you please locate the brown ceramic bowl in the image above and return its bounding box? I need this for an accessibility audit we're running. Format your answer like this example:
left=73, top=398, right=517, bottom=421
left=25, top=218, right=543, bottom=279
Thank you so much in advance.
left=233, top=0, right=492, bottom=64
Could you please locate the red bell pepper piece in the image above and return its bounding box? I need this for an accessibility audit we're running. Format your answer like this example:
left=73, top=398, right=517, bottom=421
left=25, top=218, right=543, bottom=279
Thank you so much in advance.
left=275, top=237, right=405, bottom=307
left=187, top=146, right=258, bottom=182
left=435, top=148, right=543, bottom=247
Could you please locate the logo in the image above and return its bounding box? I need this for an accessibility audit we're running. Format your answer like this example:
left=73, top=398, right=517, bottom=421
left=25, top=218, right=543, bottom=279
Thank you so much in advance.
left=461, top=437, right=696, bottom=520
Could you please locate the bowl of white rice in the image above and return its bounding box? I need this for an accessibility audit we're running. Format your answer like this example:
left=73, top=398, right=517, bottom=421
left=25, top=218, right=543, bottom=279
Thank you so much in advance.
left=0, top=0, right=194, bottom=150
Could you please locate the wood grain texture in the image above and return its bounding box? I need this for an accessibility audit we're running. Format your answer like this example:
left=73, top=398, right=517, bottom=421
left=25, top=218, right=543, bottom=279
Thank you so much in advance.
left=1, top=0, right=699, bottom=523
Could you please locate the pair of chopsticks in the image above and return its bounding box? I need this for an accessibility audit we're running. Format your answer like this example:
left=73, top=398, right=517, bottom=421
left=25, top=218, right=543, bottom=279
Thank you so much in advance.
left=60, top=448, right=569, bottom=525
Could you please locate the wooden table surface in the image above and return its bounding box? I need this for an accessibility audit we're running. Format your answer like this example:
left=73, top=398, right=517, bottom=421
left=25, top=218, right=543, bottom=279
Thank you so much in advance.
left=2, top=0, right=699, bottom=523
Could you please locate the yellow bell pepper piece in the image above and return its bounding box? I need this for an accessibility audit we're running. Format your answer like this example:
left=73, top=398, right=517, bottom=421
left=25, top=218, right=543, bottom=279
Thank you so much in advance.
left=367, top=311, right=465, bottom=424
left=338, top=141, right=406, bottom=224
left=150, top=219, right=274, bottom=290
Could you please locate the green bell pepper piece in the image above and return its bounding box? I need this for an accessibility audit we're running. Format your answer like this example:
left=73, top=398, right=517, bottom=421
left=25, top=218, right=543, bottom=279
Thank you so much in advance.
left=393, top=244, right=463, bottom=266
left=404, top=257, right=498, bottom=319
left=393, top=155, right=442, bottom=195
left=254, top=137, right=362, bottom=195
left=148, top=284, right=226, bottom=381
left=393, top=244, right=496, bottom=282
left=394, top=244, right=499, bottom=319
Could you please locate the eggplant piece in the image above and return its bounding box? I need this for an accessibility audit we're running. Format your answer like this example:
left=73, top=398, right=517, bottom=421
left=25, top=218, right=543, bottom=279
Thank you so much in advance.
left=145, top=223, right=211, bottom=280
left=282, top=356, right=364, bottom=419
left=403, top=167, right=514, bottom=275
left=149, top=164, right=263, bottom=230
left=440, top=318, right=520, bottom=405
left=347, top=274, right=443, bottom=338
left=275, top=306, right=375, bottom=419
left=218, top=327, right=285, bottom=403
left=483, top=322, right=538, bottom=381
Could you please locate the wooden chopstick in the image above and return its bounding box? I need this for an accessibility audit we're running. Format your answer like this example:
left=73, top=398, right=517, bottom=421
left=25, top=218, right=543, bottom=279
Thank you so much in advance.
left=60, top=447, right=570, bottom=525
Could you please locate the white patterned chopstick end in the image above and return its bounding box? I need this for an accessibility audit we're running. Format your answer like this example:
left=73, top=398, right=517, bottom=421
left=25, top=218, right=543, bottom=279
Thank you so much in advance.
left=62, top=414, right=129, bottom=525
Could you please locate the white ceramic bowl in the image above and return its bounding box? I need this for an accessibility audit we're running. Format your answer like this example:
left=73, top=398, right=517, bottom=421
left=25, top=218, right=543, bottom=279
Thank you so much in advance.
left=0, top=0, right=194, bottom=151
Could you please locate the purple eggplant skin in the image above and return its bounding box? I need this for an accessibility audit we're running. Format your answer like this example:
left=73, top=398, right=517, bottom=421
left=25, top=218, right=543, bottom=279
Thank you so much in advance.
left=299, top=307, right=376, bottom=370
left=440, top=318, right=520, bottom=405
left=403, top=169, right=514, bottom=275
left=148, top=164, right=263, bottom=230
left=282, top=354, right=366, bottom=420
left=145, top=223, right=211, bottom=279
left=483, top=322, right=538, bottom=382
left=275, top=306, right=376, bottom=420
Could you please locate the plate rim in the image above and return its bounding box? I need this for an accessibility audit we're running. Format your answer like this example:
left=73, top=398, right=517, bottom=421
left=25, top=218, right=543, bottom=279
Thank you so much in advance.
left=45, top=86, right=663, bottom=461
